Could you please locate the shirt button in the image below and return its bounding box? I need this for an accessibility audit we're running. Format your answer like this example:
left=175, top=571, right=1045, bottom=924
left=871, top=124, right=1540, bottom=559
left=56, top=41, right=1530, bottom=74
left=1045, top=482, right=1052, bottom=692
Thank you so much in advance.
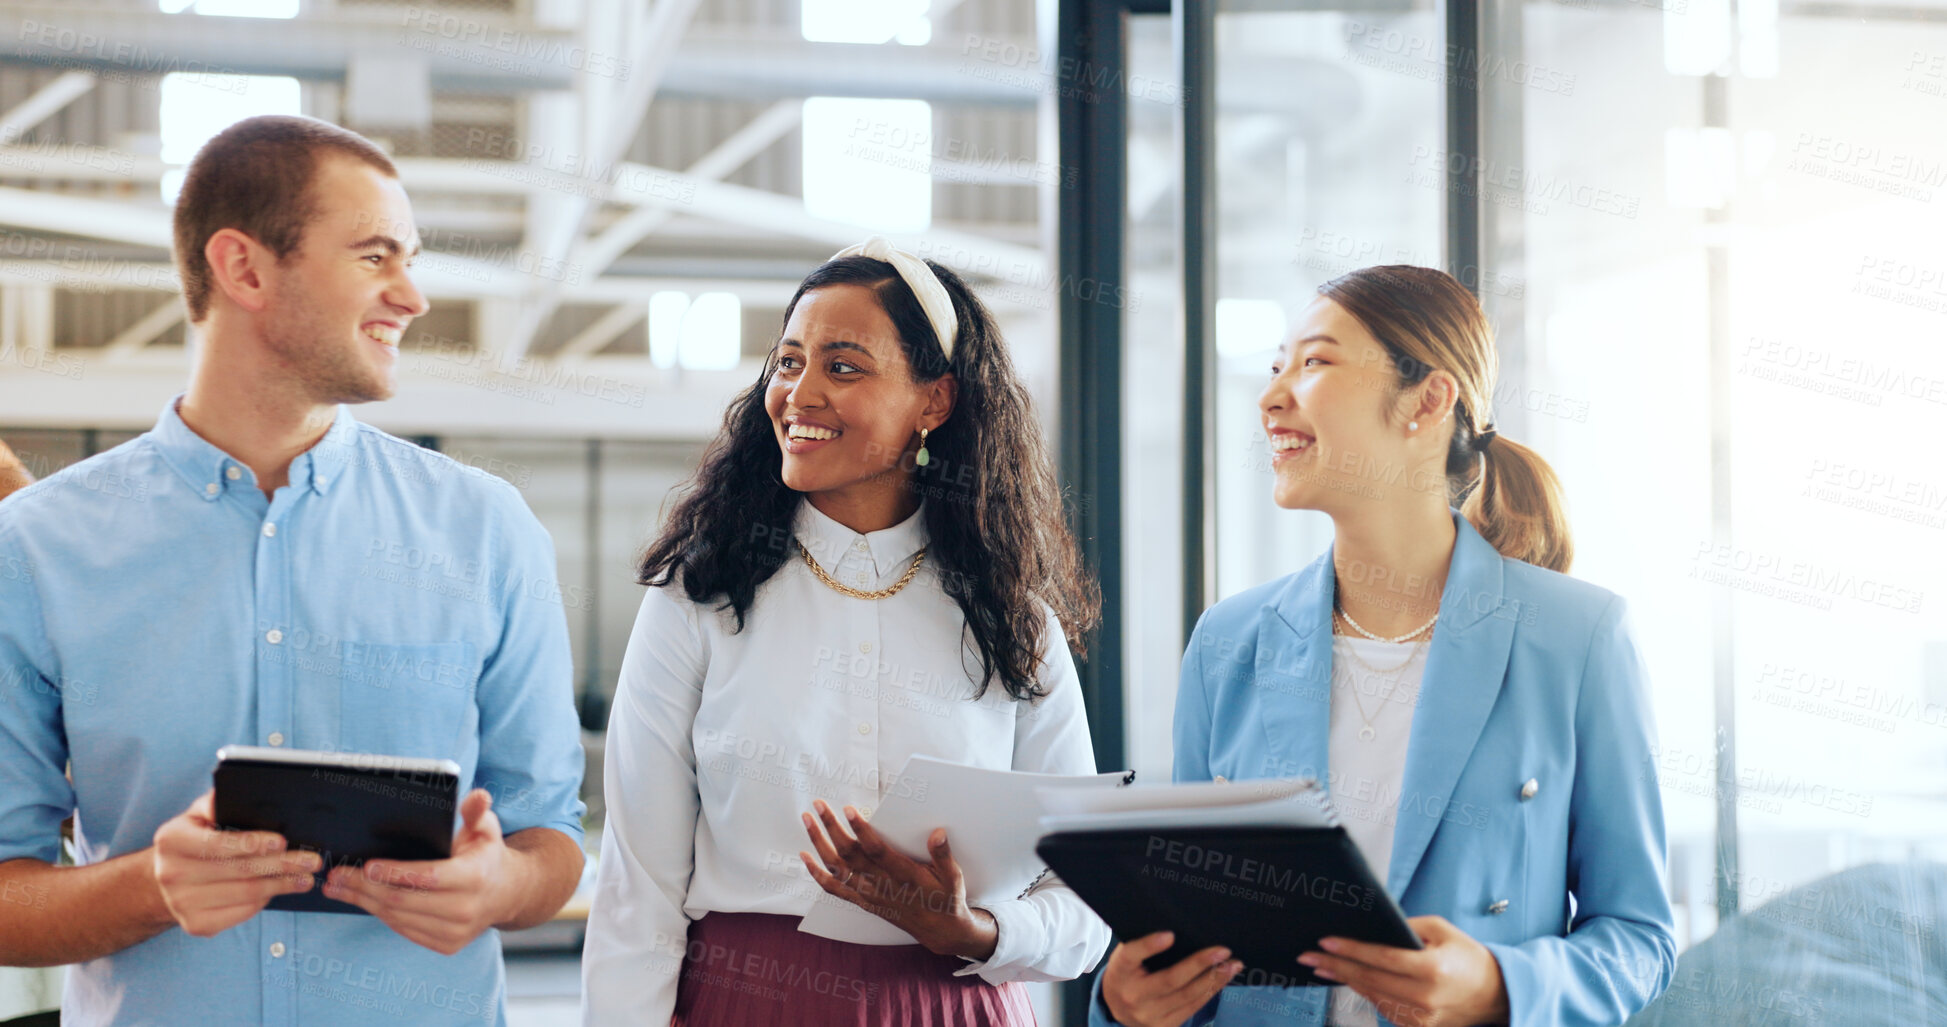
left=855, top=574, right=868, bottom=586
left=859, top=642, right=872, bottom=654
left=268, top=732, right=285, bottom=747
left=205, top=482, right=219, bottom=496
left=263, top=523, right=277, bottom=538
left=1213, top=775, right=1228, bottom=783
left=859, top=806, right=873, bottom=818
left=226, top=466, right=241, bottom=481
left=266, top=629, right=283, bottom=645
left=1487, top=899, right=1510, bottom=915
left=858, top=723, right=871, bottom=735
left=269, top=942, right=286, bottom=957
left=853, top=540, right=869, bottom=552
left=1520, top=778, right=1539, bottom=800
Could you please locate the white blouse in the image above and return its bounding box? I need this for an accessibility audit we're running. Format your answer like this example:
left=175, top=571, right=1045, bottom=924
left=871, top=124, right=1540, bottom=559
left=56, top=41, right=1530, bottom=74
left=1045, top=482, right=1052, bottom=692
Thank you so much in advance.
left=1325, top=634, right=1426, bottom=1027
left=581, top=499, right=1111, bottom=1025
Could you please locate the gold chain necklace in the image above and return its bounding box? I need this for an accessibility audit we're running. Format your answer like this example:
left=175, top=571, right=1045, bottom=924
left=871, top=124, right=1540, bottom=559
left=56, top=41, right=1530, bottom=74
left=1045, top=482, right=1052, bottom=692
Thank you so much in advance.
left=798, top=541, right=927, bottom=600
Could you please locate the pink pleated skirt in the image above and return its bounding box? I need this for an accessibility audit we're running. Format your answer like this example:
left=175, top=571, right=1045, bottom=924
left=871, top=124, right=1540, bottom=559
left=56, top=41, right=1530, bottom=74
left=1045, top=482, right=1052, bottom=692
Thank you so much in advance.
left=670, top=911, right=1038, bottom=1027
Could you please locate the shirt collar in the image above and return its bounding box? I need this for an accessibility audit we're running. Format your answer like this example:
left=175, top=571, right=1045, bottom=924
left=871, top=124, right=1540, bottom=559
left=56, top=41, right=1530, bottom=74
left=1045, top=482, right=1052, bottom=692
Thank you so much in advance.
left=301, top=406, right=358, bottom=495
left=791, top=498, right=929, bottom=575
left=152, top=395, right=357, bottom=501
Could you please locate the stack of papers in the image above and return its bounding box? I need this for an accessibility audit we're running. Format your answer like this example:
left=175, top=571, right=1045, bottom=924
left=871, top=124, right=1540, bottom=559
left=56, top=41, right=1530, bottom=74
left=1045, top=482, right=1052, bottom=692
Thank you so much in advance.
left=796, top=755, right=1132, bottom=945
left=1036, top=776, right=1338, bottom=835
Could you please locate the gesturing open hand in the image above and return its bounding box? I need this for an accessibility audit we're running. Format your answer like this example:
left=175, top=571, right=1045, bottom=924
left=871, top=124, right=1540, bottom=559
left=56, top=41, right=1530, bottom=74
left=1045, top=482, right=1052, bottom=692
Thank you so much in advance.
left=799, top=798, right=999, bottom=962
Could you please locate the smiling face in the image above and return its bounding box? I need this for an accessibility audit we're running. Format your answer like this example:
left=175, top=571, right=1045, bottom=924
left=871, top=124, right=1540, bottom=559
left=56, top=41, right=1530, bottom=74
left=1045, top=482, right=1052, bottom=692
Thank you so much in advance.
left=260, top=155, right=428, bottom=405
left=764, top=284, right=953, bottom=505
left=1258, top=296, right=1450, bottom=514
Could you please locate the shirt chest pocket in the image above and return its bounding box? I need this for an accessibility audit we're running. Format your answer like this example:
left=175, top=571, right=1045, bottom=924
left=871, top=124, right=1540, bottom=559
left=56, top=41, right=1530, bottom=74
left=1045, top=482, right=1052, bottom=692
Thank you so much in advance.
left=334, top=641, right=478, bottom=758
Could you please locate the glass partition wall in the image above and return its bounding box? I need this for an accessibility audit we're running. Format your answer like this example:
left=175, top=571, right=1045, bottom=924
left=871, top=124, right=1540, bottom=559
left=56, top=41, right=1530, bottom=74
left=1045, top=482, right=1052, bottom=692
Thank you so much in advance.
left=1208, top=2, right=1445, bottom=603
left=1083, top=0, right=1944, bottom=1021
left=1477, top=0, right=1947, bottom=959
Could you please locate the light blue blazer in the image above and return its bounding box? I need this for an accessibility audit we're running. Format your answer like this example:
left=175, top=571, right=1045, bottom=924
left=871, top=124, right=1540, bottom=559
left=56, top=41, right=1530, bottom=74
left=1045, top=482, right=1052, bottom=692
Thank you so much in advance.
left=1092, top=512, right=1676, bottom=1027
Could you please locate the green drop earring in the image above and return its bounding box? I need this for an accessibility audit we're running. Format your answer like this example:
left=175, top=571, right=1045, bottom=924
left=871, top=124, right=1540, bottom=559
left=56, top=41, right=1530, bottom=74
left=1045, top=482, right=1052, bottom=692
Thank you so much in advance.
left=915, top=427, right=931, bottom=467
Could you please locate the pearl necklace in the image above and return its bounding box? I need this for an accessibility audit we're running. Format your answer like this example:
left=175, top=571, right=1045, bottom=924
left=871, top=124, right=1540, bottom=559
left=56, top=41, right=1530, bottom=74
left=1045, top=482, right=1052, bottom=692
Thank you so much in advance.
left=1335, top=602, right=1440, bottom=644
left=1332, top=603, right=1436, bottom=742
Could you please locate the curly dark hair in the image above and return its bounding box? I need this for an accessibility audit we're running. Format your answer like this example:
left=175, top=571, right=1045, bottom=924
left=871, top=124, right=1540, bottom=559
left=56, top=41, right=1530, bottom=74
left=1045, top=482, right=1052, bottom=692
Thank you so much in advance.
left=636, top=255, right=1100, bottom=703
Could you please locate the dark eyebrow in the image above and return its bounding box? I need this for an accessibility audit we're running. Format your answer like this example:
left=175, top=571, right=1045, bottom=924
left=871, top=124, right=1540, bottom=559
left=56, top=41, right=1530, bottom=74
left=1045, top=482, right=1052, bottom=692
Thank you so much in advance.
left=349, top=235, right=421, bottom=259
left=1278, top=333, right=1338, bottom=358
left=780, top=338, right=874, bottom=357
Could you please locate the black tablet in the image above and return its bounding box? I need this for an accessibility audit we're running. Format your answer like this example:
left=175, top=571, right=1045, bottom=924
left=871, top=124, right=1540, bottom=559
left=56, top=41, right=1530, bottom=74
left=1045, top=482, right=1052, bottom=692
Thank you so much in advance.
left=1037, top=825, right=1423, bottom=987
left=212, top=745, right=461, bottom=915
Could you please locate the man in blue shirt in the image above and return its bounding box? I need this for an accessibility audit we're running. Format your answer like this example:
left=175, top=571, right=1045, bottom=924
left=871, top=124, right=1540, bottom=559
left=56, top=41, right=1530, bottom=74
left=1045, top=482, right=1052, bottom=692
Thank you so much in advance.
left=0, top=115, right=587, bottom=1025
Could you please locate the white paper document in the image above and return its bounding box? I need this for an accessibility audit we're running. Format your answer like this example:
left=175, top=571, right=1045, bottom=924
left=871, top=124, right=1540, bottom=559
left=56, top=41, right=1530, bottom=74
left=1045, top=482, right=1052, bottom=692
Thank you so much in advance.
left=796, top=755, right=1132, bottom=945
left=1035, top=776, right=1337, bottom=835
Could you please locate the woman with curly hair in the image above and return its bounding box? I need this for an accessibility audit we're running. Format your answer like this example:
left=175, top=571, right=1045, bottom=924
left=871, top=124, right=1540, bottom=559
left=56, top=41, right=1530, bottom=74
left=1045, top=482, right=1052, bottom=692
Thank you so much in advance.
left=583, top=238, right=1109, bottom=1027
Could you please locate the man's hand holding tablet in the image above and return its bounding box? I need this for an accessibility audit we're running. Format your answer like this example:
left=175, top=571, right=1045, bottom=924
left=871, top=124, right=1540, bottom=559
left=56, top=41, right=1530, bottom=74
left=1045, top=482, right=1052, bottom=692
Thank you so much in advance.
left=152, top=790, right=326, bottom=938
left=167, top=744, right=580, bottom=958
left=320, top=787, right=530, bottom=956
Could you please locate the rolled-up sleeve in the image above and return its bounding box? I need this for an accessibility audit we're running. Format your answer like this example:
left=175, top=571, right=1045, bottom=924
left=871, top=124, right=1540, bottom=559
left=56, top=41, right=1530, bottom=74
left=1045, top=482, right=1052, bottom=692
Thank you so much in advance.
left=0, top=527, right=71, bottom=867
left=581, top=586, right=709, bottom=1025
left=473, top=499, right=587, bottom=844
left=955, top=610, right=1114, bottom=985
left=1481, top=595, right=1677, bottom=1027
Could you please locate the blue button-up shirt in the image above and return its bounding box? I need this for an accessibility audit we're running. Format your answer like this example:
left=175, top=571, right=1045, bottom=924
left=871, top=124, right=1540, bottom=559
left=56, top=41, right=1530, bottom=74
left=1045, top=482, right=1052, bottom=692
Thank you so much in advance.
left=0, top=399, right=587, bottom=1026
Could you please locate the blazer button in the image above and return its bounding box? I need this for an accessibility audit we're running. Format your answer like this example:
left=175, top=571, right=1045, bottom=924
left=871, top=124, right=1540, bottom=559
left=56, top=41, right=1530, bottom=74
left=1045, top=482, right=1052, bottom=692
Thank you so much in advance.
left=1487, top=899, right=1510, bottom=915
left=1519, top=778, right=1539, bottom=800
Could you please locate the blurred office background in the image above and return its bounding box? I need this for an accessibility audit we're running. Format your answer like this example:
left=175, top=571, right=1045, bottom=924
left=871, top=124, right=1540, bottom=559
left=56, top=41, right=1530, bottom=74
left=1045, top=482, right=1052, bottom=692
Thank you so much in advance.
left=2, top=0, right=1943, bottom=1023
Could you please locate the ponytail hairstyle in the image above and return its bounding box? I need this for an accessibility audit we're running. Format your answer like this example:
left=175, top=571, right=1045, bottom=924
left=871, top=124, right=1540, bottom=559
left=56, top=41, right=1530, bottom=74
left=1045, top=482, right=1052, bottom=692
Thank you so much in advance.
left=636, top=255, right=1101, bottom=702
left=1318, top=265, right=1574, bottom=573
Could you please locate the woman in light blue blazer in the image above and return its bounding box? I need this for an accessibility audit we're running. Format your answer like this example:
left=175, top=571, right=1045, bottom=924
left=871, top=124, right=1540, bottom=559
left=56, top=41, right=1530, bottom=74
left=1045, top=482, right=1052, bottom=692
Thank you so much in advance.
left=1096, top=266, right=1676, bottom=1027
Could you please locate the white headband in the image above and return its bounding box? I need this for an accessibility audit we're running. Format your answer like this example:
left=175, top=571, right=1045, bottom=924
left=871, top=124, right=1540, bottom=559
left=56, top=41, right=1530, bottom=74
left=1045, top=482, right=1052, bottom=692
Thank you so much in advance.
left=828, top=236, right=958, bottom=362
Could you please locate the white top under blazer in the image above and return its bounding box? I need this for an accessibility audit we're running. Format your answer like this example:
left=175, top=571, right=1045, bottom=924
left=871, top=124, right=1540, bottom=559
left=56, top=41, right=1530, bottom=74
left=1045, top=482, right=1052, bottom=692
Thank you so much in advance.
left=581, top=499, right=1112, bottom=1025
left=1326, top=634, right=1425, bottom=1027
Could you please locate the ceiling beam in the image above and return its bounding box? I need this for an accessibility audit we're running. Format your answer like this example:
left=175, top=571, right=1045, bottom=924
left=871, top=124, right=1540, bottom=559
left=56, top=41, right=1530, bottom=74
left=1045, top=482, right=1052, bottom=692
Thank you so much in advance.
left=0, top=70, right=95, bottom=144
left=577, top=97, right=801, bottom=276
left=540, top=97, right=804, bottom=369
left=0, top=356, right=753, bottom=440
left=503, top=0, right=704, bottom=365
left=604, top=0, right=706, bottom=164
left=0, top=261, right=803, bottom=307
left=0, top=184, right=170, bottom=247
left=100, top=298, right=184, bottom=359
left=551, top=300, right=647, bottom=361
left=0, top=5, right=1039, bottom=103
left=0, top=166, right=1045, bottom=285
left=0, top=151, right=1040, bottom=271
left=876, top=0, right=971, bottom=43
left=2, top=2, right=581, bottom=92
left=611, top=164, right=1049, bottom=278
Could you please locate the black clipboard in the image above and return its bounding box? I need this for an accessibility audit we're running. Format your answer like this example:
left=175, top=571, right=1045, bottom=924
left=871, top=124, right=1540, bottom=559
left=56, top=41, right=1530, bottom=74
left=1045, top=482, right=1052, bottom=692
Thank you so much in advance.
left=1036, top=824, right=1422, bottom=987
left=211, top=745, right=460, bottom=915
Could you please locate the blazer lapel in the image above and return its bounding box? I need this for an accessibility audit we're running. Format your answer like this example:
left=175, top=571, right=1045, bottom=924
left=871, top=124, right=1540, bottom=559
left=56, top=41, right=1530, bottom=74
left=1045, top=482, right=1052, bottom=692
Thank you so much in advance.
left=1386, top=513, right=1518, bottom=897
left=1253, top=549, right=1334, bottom=784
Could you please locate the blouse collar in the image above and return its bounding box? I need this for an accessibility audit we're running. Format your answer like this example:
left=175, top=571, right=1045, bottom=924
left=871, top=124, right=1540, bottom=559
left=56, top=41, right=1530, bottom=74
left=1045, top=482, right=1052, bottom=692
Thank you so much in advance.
left=791, top=497, right=929, bottom=578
